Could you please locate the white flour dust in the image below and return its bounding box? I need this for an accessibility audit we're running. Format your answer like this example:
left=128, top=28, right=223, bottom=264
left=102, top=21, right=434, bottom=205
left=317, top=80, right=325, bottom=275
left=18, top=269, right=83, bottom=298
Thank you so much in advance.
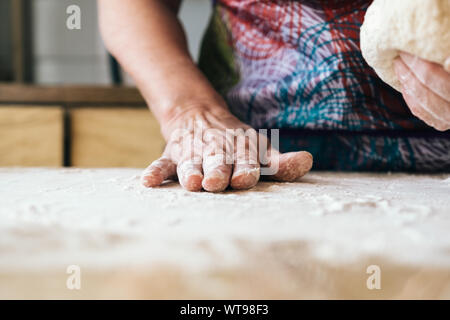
left=0, top=168, right=449, bottom=272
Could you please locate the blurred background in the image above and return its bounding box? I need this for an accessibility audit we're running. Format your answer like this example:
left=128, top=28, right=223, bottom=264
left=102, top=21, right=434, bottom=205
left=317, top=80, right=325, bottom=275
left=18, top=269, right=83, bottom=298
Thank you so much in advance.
left=0, top=0, right=210, bottom=84
left=0, top=0, right=211, bottom=168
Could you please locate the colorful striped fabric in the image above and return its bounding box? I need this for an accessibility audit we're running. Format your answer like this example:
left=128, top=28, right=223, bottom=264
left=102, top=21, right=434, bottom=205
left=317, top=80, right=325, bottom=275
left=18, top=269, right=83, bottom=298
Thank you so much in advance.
left=198, top=0, right=450, bottom=171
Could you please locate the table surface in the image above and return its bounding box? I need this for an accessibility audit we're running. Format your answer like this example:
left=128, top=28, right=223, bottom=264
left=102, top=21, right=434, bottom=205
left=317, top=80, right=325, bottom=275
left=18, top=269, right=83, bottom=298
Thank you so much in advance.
left=1, top=168, right=449, bottom=299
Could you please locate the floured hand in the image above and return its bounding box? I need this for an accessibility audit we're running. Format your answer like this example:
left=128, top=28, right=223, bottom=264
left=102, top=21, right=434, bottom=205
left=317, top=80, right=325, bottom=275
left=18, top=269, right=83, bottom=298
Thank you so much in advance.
left=141, top=103, right=313, bottom=192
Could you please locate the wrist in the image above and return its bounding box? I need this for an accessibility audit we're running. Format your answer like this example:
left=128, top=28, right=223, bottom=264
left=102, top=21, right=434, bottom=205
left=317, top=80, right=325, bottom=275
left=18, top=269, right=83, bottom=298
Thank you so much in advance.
left=136, top=63, right=226, bottom=121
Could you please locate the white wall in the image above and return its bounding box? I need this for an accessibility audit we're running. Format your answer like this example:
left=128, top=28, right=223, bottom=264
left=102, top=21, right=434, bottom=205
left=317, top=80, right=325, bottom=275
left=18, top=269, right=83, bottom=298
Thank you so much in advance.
left=179, top=0, right=212, bottom=61
left=32, top=0, right=211, bottom=85
left=32, top=0, right=109, bottom=84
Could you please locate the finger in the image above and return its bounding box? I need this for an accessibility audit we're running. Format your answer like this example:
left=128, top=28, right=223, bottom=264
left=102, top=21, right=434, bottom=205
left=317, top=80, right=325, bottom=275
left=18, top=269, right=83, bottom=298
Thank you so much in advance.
left=176, top=131, right=204, bottom=192
left=202, top=153, right=232, bottom=192
left=177, top=158, right=203, bottom=191
left=201, top=128, right=232, bottom=192
left=399, top=52, right=450, bottom=101
left=230, top=129, right=260, bottom=190
left=395, top=58, right=450, bottom=131
left=231, top=165, right=260, bottom=190
left=399, top=86, right=433, bottom=126
left=141, top=156, right=177, bottom=188
left=400, top=82, right=450, bottom=131
left=270, top=150, right=313, bottom=182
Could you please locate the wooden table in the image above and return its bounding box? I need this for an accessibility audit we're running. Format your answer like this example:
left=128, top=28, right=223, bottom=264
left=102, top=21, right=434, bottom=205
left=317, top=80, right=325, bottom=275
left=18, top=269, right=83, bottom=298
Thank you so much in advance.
left=1, top=168, right=449, bottom=299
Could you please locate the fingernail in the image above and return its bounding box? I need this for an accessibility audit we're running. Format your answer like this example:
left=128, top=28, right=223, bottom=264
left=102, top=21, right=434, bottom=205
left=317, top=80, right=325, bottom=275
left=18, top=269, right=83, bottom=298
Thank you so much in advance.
left=141, top=174, right=163, bottom=188
left=181, top=174, right=203, bottom=191
left=202, top=175, right=228, bottom=192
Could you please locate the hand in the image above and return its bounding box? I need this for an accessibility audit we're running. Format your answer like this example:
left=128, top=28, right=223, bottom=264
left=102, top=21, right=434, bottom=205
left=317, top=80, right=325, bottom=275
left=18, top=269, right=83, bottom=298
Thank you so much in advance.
left=141, top=102, right=313, bottom=192
left=394, top=52, right=450, bottom=131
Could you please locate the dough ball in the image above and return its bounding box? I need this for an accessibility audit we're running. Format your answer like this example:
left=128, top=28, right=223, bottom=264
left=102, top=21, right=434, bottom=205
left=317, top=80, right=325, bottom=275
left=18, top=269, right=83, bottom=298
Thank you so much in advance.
left=360, top=0, right=450, bottom=91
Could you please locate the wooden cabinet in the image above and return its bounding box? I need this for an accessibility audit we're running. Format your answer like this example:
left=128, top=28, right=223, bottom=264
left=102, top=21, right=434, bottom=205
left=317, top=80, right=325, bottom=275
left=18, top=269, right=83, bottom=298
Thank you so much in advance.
left=0, top=85, right=165, bottom=167
left=0, top=106, right=63, bottom=166
left=71, top=108, right=165, bottom=167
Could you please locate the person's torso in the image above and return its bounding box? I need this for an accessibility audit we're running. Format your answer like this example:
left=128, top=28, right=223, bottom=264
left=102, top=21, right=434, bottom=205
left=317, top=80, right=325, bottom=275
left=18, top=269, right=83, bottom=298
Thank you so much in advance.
left=201, top=0, right=426, bottom=130
left=198, top=0, right=450, bottom=171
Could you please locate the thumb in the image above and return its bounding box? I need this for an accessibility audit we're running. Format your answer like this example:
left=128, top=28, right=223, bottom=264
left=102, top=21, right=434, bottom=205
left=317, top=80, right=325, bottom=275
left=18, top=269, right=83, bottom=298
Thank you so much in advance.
left=265, top=149, right=313, bottom=182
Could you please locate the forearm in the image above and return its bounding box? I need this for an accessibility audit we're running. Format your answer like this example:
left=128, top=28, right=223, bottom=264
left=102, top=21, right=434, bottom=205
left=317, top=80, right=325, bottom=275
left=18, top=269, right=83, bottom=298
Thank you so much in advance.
left=98, top=0, right=223, bottom=125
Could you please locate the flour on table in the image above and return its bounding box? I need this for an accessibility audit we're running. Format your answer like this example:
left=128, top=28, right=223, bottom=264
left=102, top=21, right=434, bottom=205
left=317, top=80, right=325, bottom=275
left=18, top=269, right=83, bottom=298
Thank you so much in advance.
left=0, top=168, right=450, bottom=272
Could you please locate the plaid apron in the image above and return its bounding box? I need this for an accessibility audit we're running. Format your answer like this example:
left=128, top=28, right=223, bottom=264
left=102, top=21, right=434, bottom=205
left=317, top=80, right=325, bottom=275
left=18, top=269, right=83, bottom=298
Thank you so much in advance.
left=198, top=0, right=450, bottom=171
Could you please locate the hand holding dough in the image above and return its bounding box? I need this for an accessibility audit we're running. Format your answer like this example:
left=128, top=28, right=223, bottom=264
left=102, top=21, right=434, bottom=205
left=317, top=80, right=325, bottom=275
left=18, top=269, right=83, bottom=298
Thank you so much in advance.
left=361, top=0, right=449, bottom=91
left=360, top=0, right=450, bottom=131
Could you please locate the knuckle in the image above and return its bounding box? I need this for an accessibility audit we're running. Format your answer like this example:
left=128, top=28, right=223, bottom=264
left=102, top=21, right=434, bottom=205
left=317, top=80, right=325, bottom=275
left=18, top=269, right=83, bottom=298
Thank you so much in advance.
left=180, top=156, right=202, bottom=166
left=204, top=154, right=227, bottom=168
